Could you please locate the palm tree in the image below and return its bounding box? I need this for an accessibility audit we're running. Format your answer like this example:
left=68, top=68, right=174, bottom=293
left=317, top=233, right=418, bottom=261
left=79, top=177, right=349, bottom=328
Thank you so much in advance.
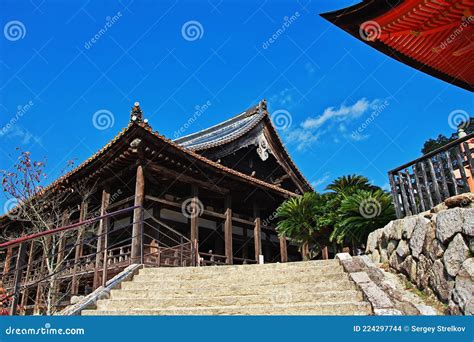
left=326, top=174, right=377, bottom=196
left=330, top=189, right=395, bottom=247
left=275, top=192, right=322, bottom=260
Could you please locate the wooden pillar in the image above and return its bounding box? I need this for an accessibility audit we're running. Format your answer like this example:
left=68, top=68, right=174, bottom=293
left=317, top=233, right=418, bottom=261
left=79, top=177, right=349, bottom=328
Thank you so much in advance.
left=33, top=250, right=47, bottom=315
left=242, top=227, right=248, bottom=260
left=322, top=246, right=329, bottom=260
left=131, top=165, right=145, bottom=263
left=10, top=243, right=26, bottom=315
left=94, top=189, right=110, bottom=288
left=2, top=247, right=13, bottom=282
left=279, top=236, right=288, bottom=263
left=52, top=210, right=69, bottom=305
left=190, top=185, right=199, bottom=243
left=253, top=203, right=262, bottom=263
left=224, top=195, right=233, bottom=265
left=71, top=201, right=88, bottom=294
left=20, top=241, right=35, bottom=312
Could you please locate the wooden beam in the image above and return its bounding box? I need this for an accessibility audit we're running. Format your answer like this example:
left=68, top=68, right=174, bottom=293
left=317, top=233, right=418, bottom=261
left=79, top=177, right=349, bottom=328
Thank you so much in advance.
left=146, top=195, right=226, bottom=220
left=147, top=162, right=229, bottom=194
left=279, top=236, right=288, bottom=263
left=224, top=195, right=233, bottom=265
left=190, top=185, right=199, bottom=243
left=253, top=202, right=262, bottom=263
left=94, top=189, right=110, bottom=288
left=131, top=165, right=145, bottom=263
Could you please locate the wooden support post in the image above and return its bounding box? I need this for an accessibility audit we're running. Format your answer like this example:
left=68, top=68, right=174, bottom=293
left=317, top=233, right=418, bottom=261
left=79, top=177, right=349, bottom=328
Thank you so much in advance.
left=10, top=243, right=26, bottom=315
left=52, top=211, right=69, bottom=305
left=2, top=247, right=13, bottom=282
left=71, top=201, right=88, bottom=295
left=279, top=236, right=288, bottom=263
left=190, top=185, right=199, bottom=243
left=94, top=189, right=110, bottom=288
left=131, top=165, right=145, bottom=263
left=33, top=250, right=47, bottom=315
left=20, top=241, right=35, bottom=312
left=253, top=202, right=262, bottom=263
left=242, top=227, right=248, bottom=260
left=224, top=195, right=233, bottom=265
left=322, top=246, right=329, bottom=260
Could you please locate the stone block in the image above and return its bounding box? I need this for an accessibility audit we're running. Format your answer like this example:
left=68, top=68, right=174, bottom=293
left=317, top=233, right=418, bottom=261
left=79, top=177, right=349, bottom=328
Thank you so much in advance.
left=349, top=272, right=371, bottom=284
left=402, top=216, right=417, bottom=240
left=429, top=259, right=454, bottom=302
left=443, top=233, right=469, bottom=277
left=396, top=240, right=410, bottom=258
left=436, top=208, right=463, bottom=243
left=409, top=216, right=430, bottom=259
left=462, top=208, right=474, bottom=237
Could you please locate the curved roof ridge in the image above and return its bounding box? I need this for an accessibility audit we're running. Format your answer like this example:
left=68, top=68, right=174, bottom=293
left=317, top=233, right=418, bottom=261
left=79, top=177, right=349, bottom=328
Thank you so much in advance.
left=174, top=102, right=262, bottom=144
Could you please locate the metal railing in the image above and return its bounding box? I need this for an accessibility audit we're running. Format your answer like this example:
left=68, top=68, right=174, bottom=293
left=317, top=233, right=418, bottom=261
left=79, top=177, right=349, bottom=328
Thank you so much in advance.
left=388, top=133, right=474, bottom=218
left=0, top=205, right=197, bottom=315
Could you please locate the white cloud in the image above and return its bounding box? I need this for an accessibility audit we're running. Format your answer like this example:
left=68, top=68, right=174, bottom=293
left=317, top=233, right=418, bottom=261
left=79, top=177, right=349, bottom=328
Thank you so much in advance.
left=310, top=173, right=330, bottom=190
left=2, top=126, right=41, bottom=145
left=301, top=98, right=370, bottom=130
left=283, top=97, right=381, bottom=151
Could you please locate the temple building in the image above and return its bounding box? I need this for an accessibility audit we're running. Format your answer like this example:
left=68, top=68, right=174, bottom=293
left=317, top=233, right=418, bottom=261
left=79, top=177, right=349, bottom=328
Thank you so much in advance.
left=0, top=100, right=313, bottom=314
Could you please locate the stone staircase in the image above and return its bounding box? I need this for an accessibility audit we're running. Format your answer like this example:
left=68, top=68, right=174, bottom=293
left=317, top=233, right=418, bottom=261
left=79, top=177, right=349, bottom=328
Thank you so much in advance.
left=81, top=260, right=373, bottom=315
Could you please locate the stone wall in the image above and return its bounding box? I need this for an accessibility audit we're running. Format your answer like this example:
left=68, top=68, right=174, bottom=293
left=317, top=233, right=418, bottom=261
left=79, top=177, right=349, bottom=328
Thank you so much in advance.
left=366, top=194, right=473, bottom=315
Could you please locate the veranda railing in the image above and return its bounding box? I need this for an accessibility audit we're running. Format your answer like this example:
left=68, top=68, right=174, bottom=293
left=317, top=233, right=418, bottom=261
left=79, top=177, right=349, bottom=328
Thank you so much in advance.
left=388, top=133, right=474, bottom=218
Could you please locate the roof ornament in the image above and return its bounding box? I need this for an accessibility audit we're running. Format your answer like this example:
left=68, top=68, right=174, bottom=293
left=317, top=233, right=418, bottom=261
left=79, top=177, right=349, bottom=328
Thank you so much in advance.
left=257, top=134, right=270, bottom=161
left=258, top=99, right=267, bottom=113
left=131, top=102, right=148, bottom=125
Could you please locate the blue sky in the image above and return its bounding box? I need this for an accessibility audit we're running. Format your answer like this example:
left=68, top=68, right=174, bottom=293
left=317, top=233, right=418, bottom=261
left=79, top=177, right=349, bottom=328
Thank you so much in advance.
left=0, top=0, right=472, bottom=213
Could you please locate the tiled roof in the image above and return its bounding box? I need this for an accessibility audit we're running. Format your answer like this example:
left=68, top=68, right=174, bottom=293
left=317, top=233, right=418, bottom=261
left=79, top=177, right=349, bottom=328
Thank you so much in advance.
left=175, top=100, right=312, bottom=192
left=174, top=104, right=264, bottom=151
left=1, top=116, right=298, bottom=220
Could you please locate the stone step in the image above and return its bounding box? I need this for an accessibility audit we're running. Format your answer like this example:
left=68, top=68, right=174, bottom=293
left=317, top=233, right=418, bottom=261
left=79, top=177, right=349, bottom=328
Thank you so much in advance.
left=99, top=290, right=363, bottom=309
left=139, top=260, right=341, bottom=275
left=83, top=301, right=372, bottom=316
left=118, top=278, right=356, bottom=294
left=131, top=271, right=346, bottom=286
left=138, top=265, right=344, bottom=279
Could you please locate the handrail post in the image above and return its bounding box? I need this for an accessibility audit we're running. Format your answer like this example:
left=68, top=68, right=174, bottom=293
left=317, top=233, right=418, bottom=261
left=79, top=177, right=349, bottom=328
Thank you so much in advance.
left=10, top=243, right=26, bottom=315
